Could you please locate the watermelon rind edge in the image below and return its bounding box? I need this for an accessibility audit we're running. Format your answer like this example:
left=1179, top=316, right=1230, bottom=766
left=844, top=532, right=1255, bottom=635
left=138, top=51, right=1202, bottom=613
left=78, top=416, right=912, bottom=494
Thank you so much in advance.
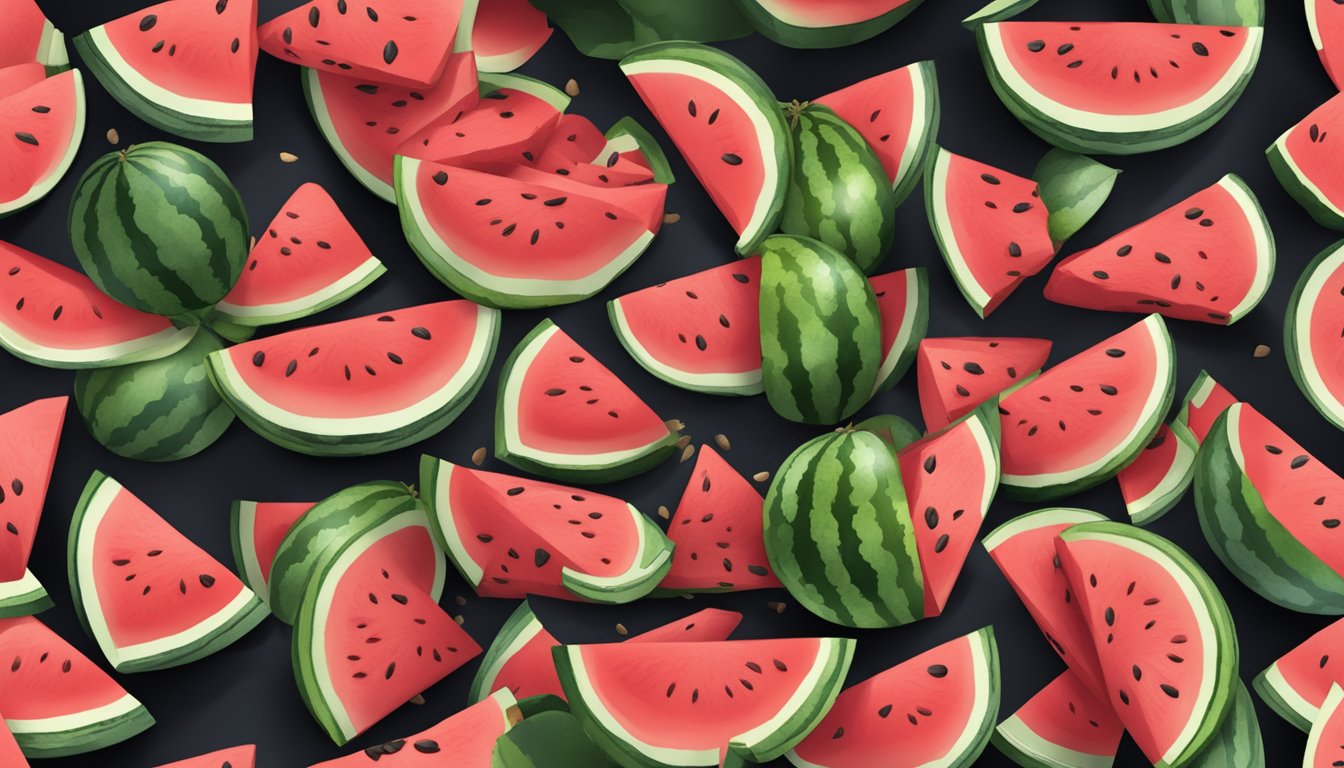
left=0, top=569, right=52, bottom=618
left=923, top=145, right=1000, bottom=317
left=211, top=256, right=387, bottom=327
left=0, top=69, right=85, bottom=218
left=1124, top=421, right=1198, bottom=527
left=992, top=709, right=1113, bottom=768
left=7, top=689, right=155, bottom=759
left=302, top=68, right=395, bottom=203
left=0, top=302, right=196, bottom=371
left=229, top=500, right=267, bottom=602
left=1285, top=240, right=1344, bottom=430
left=1267, top=125, right=1344, bottom=230
left=1147, top=0, right=1265, bottom=27
left=604, top=116, right=676, bottom=185
left=1252, top=661, right=1316, bottom=733
left=891, top=60, right=941, bottom=206
left=1304, top=685, right=1344, bottom=768
left=872, top=267, right=929, bottom=394
left=468, top=600, right=547, bottom=704
left=963, top=0, right=1040, bottom=29
left=735, top=0, right=925, bottom=49
left=478, top=71, right=572, bottom=112
left=607, top=295, right=765, bottom=397
left=980, top=506, right=1109, bottom=556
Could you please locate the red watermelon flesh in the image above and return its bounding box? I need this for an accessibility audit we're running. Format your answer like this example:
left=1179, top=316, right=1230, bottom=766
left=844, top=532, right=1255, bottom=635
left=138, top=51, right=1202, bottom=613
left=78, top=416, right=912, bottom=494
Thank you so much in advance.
left=473, top=0, right=552, bottom=73
left=153, top=745, right=256, bottom=768
left=749, top=0, right=920, bottom=27
left=0, top=70, right=84, bottom=216
left=1311, top=0, right=1344, bottom=89
left=399, top=88, right=562, bottom=166
left=916, top=337, right=1051, bottom=432
left=534, top=114, right=607, bottom=171
left=1115, top=423, right=1196, bottom=524
left=0, top=63, right=46, bottom=100
left=0, top=0, right=64, bottom=71
left=557, top=160, right=657, bottom=188
left=1308, top=685, right=1344, bottom=768
left=869, top=267, right=927, bottom=392
left=996, top=669, right=1123, bottom=766
left=258, top=0, right=462, bottom=88
left=813, top=61, right=935, bottom=194
left=1271, top=92, right=1344, bottom=226
left=312, top=690, right=520, bottom=767
left=231, top=501, right=313, bottom=600
left=628, top=608, right=744, bottom=643
left=1258, top=617, right=1344, bottom=730
left=496, top=164, right=667, bottom=233
left=1178, top=371, right=1237, bottom=444
left=0, top=718, right=25, bottom=768
left=0, top=397, right=64, bottom=583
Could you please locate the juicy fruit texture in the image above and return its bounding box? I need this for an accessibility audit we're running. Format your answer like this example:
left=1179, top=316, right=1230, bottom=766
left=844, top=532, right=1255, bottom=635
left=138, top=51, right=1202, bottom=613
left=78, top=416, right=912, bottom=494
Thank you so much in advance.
left=258, top=0, right=462, bottom=87
left=495, top=163, right=668, bottom=234
left=1195, top=403, right=1344, bottom=614
left=0, top=70, right=84, bottom=217
left=67, top=472, right=267, bottom=672
left=69, top=142, right=249, bottom=316
left=917, top=336, right=1052, bottom=431
left=992, top=669, right=1124, bottom=768
left=870, top=267, right=929, bottom=393
left=1268, top=92, right=1344, bottom=229
left=601, top=115, right=676, bottom=183
left=787, top=628, right=999, bottom=768
left=1309, top=0, right=1344, bottom=89
left=153, top=744, right=256, bottom=768
left=0, top=615, right=154, bottom=758
left=979, top=22, right=1263, bottom=154
left=0, top=396, right=64, bottom=618
left=1033, top=148, right=1120, bottom=247
left=1045, top=174, right=1274, bottom=325
left=208, top=300, right=500, bottom=456
left=621, top=42, right=791, bottom=255
left=473, top=0, right=552, bottom=72
left=1255, top=617, right=1344, bottom=731
left=1287, top=240, right=1344, bottom=430
left=925, top=146, right=1055, bottom=317
left=1116, top=423, right=1197, bottom=526
left=556, top=637, right=854, bottom=767
left=737, top=0, right=924, bottom=48
left=310, top=689, right=521, bottom=766
left=495, top=320, right=677, bottom=483
left=420, top=456, right=673, bottom=603
left=1306, top=685, right=1344, bottom=768
left=72, top=0, right=257, bottom=142
left=999, top=316, right=1174, bottom=500
left=400, top=88, right=563, bottom=167
left=228, top=500, right=313, bottom=603
left=0, top=0, right=68, bottom=72
left=0, top=719, right=25, bottom=768
left=214, top=183, right=385, bottom=326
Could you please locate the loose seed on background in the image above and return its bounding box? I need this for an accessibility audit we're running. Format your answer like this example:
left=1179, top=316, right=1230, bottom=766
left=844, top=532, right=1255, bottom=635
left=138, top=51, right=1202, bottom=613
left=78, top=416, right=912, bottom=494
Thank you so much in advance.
left=454, top=595, right=467, bottom=606
left=471, top=447, right=487, bottom=466
left=408, top=694, right=425, bottom=705
left=564, top=78, right=580, bottom=97
left=614, top=623, right=628, bottom=636
left=106, top=128, right=119, bottom=144
left=658, top=505, right=671, bottom=520
left=1253, top=344, right=1271, bottom=358
left=663, top=213, right=681, bottom=224
left=714, top=433, right=731, bottom=451
left=767, top=601, right=787, bottom=614
left=675, top=435, right=692, bottom=449
left=665, top=418, right=685, bottom=431
left=279, top=151, right=299, bottom=163
left=680, top=444, right=696, bottom=463
left=454, top=615, right=465, bottom=625
left=752, top=471, right=771, bottom=483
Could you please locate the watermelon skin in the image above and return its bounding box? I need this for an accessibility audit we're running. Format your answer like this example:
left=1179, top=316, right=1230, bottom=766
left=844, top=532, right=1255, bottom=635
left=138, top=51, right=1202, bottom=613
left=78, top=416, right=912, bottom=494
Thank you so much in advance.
left=1187, top=680, right=1264, bottom=768
left=1306, top=685, right=1344, bottom=768
left=870, top=267, right=929, bottom=394
left=1268, top=92, right=1344, bottom=230
left=916, top=336, right=1052, bottom=432
left=228, top=500, right=313, bottom=604
left=1177, top=370, right=1237, bottom=444
left=1116, top=423, right=1197, bottom=526
left=474, top=0, right=553, bottom=72
left=1309, top=0, right=1344, bottom=90
left=1033, top=149, right=1120, bottom=248
left=980, top=22, right=1262, bottom=155
left=1148, top=0, right=1264, bottom=26
left=492, top=709, right=616, bottom=768
left=1286, top=240, right=1344, bottom=430
left=72, top=0, right=257, bottom=143
left=0, top=397, right=64, bottom=618
left=0, top=0, right=68, bottom=73
left=1194, top=403, right=1344, bottom=614
left=992, top=669, right=1124, bottom=768
left=153, top=744, right=256, bottom=768
left=0, top=69, right=84, bottom=218
left=1254, top=618, right=1344, bottom=732
left=736, top=0, right=924, bottom=48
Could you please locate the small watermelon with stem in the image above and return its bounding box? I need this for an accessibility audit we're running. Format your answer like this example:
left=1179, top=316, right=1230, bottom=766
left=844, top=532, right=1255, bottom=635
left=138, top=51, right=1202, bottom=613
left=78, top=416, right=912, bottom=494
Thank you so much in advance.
left=228, top=500, right=313, bottom=604
left=978, top=22, right=1263, bottom=154
left=916, top=337, right=1052, bottom=432
left=1255, top=617, right=1344, bottom=732
left=310, top=689, right=520, bottom=766
left=1287, top=240, right=1344, bottom=431
left=1309, top=0, right=1344, bottom=90
left=736, top=0, right=924, bottom=48
left=1033, top=148, right=1120, bottom=248
left=0, top=397, right=64, bottom=618
left=1116, top=423, right=1198, bottom=526
left=992, top=668, right=1124, bottom=768
left=153, top=745, right=256, bottom=768
left=0, top=0, right=68, bottom=73
left=473, top=0, right=552, bottom=72
left=1268, top=94, right=1344, bottom=230
left=1306, top=685, right=1344, bottom=768
left=0, top=69, right=84, bottom=218
left=870, top=267, right=929, bottom=394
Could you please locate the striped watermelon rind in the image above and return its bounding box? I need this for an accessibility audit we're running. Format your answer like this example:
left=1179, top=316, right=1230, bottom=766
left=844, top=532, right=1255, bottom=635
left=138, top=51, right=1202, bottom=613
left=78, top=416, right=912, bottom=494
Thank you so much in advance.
left=1032, top=148, right=1119, bottom=247
left=1286, top=240, right=1344, bottom=430
left=0, top=569, right=50, bottom=618
left=1187, top=680, right=1265, bottom=768
left=736, top=0, right=924, bottom=48
left=468, top=600, right=555, bottom=705
left=871, top=267, right=929, bottom=395
left=963, top=0, right=1040, bottom=27
left=1252, top=618, right=1336, bottom=732
left=1147, top=0, right=1264, bottom=26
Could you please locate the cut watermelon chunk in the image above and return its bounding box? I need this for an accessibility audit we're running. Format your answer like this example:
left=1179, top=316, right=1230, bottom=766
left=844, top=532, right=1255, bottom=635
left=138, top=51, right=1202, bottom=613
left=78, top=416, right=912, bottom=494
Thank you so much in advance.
left=0, top=718, right=25, bottom=768
left=1176, top=370, right=1237, bottom=443
left=473, top=0, right=552, bottom=72
left=992, top=668, right=1124, bottom=768
left=1288, top=240, right=1344, bottom=430
left=0, top=63, right=47, bottom=100
left=495, top=320, right=677, bottom=483
left=535, top=114, right=607, bottom=171
left=1268, top=92, right=1344, bottom=229
left=621, top=42, right=791, bottom=256
left=1307, top=685, right=1344, bottom=768
left=0, top=0, right=67, bottom=72
left=737, top=0, right=924, bottom=48
left=916, top=336, right=1052, bottom=432
left=556, top=637, right=854, bottom=767
left=601, top=115, right=675, bottom=184
left=925, top=146, right=1055, bottom=317
left=0, top=396, right=63, bottom=618
left=0, top=615, right=153, bottom=758
left=1308, top=0, right=1344, bottom=89
left=1116, top=423, right=1197, bottom=526
left=788, top=627, right=999, bottom=768
left=1046, top=174, right=1274, bottom=325
left=214, top=183, right=384, bottom=326
left=311, top=688, right=521, bottom=767
left=870, top=267, right=929, bottom=393
left=399, top=87, right=564, bottom=167
left=495, top=163, right=668, bottom=234
left=153, top=745, right=256, bottom=768
left=68, top=472, right=267, bottom=672
left=1255, top=617, right=1344, bottom=731
left=228, top=500, right=313, bottom=604
left=0, top=69, right=84, bottom=217
left=72, top=0, right=257, bottom=142
left=979, top=22, right=1263, bottom=154
left=628, top=607, right=744, bottom=643
left=207, top=300, right=500, bottom=456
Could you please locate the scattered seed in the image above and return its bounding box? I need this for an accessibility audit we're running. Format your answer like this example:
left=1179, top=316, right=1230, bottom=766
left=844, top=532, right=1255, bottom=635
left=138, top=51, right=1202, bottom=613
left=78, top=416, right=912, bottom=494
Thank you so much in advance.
left=714, top=433, right=731, bottom=451
left=752, top=471, right=771, bottom=483
left=106, top=128, right=120, bottom=144
left=615, top=623, right=628, bottom=636
left=564, top=78, right=580, bottom=97
left=1253, top=344, right=1270, bottom=358
left=675, top=435, right=692, bottom=449
left=279, top=151, right=299, bottom=163
left=454, top=615, right=465, bottom=625
left=680, top=444, right=696, bottom=463
left=658, top=505, right=671, bottom=520
left=663, top=212, right=681, bottom=225
left=454, top=595, right=467, bottom=606
left=768, top=601, right=787, bottom=614
left=408, top=694, right=426, bottom=705
left=471, top=447, right=487, bottom=466
left=665, top=418, right=685, bottom=432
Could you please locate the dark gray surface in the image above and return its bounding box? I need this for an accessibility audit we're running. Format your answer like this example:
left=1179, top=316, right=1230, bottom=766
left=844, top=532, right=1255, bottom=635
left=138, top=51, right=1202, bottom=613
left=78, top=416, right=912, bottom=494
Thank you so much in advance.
left=6, top=0, right=1339, bottom=764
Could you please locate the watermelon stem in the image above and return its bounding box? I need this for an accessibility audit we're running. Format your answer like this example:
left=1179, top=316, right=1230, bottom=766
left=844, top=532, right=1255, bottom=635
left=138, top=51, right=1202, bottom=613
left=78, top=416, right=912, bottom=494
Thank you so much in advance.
left=784, top=99, right=811, bottom=130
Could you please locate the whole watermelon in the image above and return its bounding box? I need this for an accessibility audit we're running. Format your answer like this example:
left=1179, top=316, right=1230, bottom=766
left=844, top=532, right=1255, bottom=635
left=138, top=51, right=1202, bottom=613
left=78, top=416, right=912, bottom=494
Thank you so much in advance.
left=68, top=142, right=249, bottom=316
left=72, top=327, right=235, bottom=462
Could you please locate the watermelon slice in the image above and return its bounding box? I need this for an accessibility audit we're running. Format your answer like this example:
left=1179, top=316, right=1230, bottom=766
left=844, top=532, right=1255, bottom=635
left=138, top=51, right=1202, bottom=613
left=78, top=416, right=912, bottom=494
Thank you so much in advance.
left=399, top=87, right=564, bottom=167
left=1308, top=0, right=1344, bottom=89
left=1288, top=240, right=1344, bottom=430
left=68, top=472, right=268, bottom=672
left=495, top=319, right=678, bottom=483
left=1115, top=423, right=1198, bottom=526
left=0, top=69, right=84, bottom=217
left=1194, top=402, right=1344, bottom=614
left=870, top=267, right=929, bottom=393
left=620, top=42, right=791, bottom=256
left=1045, top=174, right=1274, bottom=325
left=72, top=0, right=257, bottom=142
left=0, top=63, right=47, bottom=99
left=1055, top=521, right=1239, bottom=768
left=0, top=396, right=63, bottom=618
left=419, top=456, right=674, bottom=603
left=556, top=636, right=854, bottom=767
left=1255, top=617, right=1344, bottom=731
left=213, top=184, right=384, bottom=326
left=1268, top=92, right=1344, bottom=229
left=1307, top=685, right=1344, bottom=768
left=1177, top=370, right=1238, bottom=443
left=601, top=116, right=676, bottom=184
left=925, top=146, right=1055, bottom=317
left=228, top=500, right=313, bottom=604
left=535, top=114, right=607, bottom=171
left=992, top=669, right=1124, bottom=768
left=737, top=0, right=924, bottom=48
left=311, top=688, right=521, bottom=767
left=916, top=336, right=1052, bottom=432
left=0, top=718, right=25, bottom=768
left=493, top=163, right=668, bottom=234
left=0, top=0, right=68, bottom=72
left=788, top=627, right=999, bottom=768
left=153, top=745, right=256, bottom=768
left=978, top=22, right=1263, bottom=154
left=207, top=300, right=500, bottom=456
left=473, top=0, right=552, bottom=72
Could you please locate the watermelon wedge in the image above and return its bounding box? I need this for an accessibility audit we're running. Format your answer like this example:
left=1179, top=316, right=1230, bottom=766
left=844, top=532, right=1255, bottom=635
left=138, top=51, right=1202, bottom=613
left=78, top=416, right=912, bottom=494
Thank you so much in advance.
left=1268, top=92, right=1344, bottom=229
left=925, top=146, right=1055, bottom=317
left=1033, top=148, right=1121, bottom=248
left=0, top=615, right=154, bottom=758
left=1194, top=402, right=1344, bottom=614
left=0, top=396, right=64, bottom=618
left=1045, top=174, right=1274, bottom=325
left=916, top=337, right=1052, bottom=432
left=228, top=500, right=313, bottom=604
left=999, top=315, right=1175, bottom=500
left=535, top=114, right=607, bottom=171
left=556, top=637, right=854, bottom=767
left=1177, top=370, right=1238, bottom=443
left=601, top=116, right=676, bottom=184
left=870, top=267, right=929, bottom=393
left=620, top=42, right=791, bottom=256
left=207, top=300, right=500, bottom=456
left=473, top=0, right=553, bottom=72
left=0, top=69, right=84, bottom=218
left=992, top=668, right=1124, bottom=768
left=0, top=718, right=25, bottom=768
left=788, top=627, right=999, bottom=768
left=495, top=320, right=678, bottom=483
left=420, top=456, right=674, bottom=603
left=153, top=745, right=256, bottom=768
left=68, top=472, right=268, bottom=672
left=0, top=63, right=47, bottom=99
left=310, top=689, right=519, bottom=766
left=1116, top=423, right=1197, bottom=526
left=1308, top=0, right=1344, bottom=90
left=1307, top=685, right=1344, bottom=768
left=1287, top=240, right=1344, bottom=431
left=0, top=0, right=68, bottom=72
left=214, top=183, right=384, bottom=326
left=978, top=22, right=1263, bottom=154
left=72, top=0, right=257, bottom=142
left=1255, top=617, right=1344, bottom=731
left=737, top=0, right=924, bottom=48
left=398, top=86, right=564, bottom=168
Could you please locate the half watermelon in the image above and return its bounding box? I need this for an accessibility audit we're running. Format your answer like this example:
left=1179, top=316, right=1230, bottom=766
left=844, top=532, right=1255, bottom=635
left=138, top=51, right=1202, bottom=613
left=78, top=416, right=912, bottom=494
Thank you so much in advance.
left=228, top=499, right=313, bottom=604
left=992, top=668, right=1124, bottom=768
left=0, top=396, right=64, bottom=618
left=1287, top=240, right=1344, bottom=431
left=472, top=0, right=553, bottom=72
left=736, top=0, right=924, bottom=48
left=310, top=689, right=520, bottom=767
left=0, top=69, right=84, bottom=217
left=916, top=336, right=1052, bottom=432
left=1255, top=616, right=1344, bottom=731
left=1308, top=0, right=1344, bottom=90
left=0, top=0, right=68, bottom=72
left=1268, top=92, right=1344, bottom=229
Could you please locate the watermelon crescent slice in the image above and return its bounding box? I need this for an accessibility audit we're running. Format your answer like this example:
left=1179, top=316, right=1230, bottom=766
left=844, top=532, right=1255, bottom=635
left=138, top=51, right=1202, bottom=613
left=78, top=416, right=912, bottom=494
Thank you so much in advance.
left=992, top=668, right=1124, bottom=768
left=1254, top=617, right=1344, bottom=732
left=0, top=396, right=65, bottom=618
left=1267, top=92, right=1344, bottom=230
left=1308, top=0, right=1344, bottom=90
left=1116, top=423, right=1197, bottom=526
left=870, top=268, right=929, bottom=394
left=0, top=69, right=84, bottom=218
left=472, top=0, right=553, bottom=72
left=915, top=336, right=1052, bottom=432
left=1287, top=240, right=1344, bottom=431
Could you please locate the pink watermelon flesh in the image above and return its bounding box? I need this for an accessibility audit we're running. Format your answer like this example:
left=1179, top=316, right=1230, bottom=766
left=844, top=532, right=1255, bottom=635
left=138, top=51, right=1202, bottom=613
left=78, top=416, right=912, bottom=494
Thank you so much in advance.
left=1180, top=375, right=1236, bottom=443
left=495, top=164, right=667, bottom=233
left=0, top=63, right=46, bottom=100
left=535, top=114, right=606, bottom=171
left=870, top=268, right=925, bottom=389
left=0, top=70, right=82, bottom=214
left=555, top=160, right=656, bottom=188
left=473, top=0, right=552, bottom=72
left=1275, top=92, right=1344, bottom=220
left=153, top=745, right=256, bottom=768
left=312, top=690, right=518, bottom=767
left=1262, top=617, right=1344, bottom=727
left=627, top=608, right=743, bottom=643
left=239, top=502, right=313, bottom=597
left=752, top=0, right=918, bottom=26
left=0, top=0, right=60, bottom=70
left=661, top=445, right=779, bottom=592
left=1002, top=669, right=1123, bottom=764
left=0, top=397, right=64, bottom=583
left=1313, top=0, right=1344, bottom=89
left=400, top=88, right=561, bottom=166
left=258, top=0, right=461, bottom=88
left=1309, top=687, right=1344, bottom=768
left=1115, top=423, right=1193, bottom=517
left=916, top=337, right=1051, bottom=432
left=0, top=718, right=25, bottom=768
left=814, top=62, right=929, bottom=191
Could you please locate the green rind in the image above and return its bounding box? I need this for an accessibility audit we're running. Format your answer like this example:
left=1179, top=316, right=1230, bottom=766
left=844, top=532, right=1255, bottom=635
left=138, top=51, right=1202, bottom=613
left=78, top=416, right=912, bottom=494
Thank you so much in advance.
left=1250, top=667, right=1314, bottom=733
left=855, top=413, right=922, bottom=452
left=1304, top=686, right=1344, bottom=768
left=0, top=573, right=51, bottom=618
left=478, top=72, right=572, bottom=111
left=1266, top=138, right=1344, bottom=230
left=1285, top=240, right=1344, bottom=431
left=1147, top=0, right=1264, bottom=26
left=1033, top=149, right=1119, bottom=247
left=468, top=601, right=543, bottom=704
left=873, top=267, right=928, bottom=393
left=1186, top=681, right=1264, bottom=768
left=963, top=0, right=1040, bottom=27
left=605, top=116, right=675, bottom=184
left=227, top=500, right=255, bottom=598
left=491, top=710, right=618, bottom=768
left=517, top=694, right=570, bottom=718
left=892, top=61, right=941, bottom=206
left=922, top=145, right=999, bottom=318
left=213, top=263, right=387, bottom=328
left=10, top=702, right=155, bottom=759
left=1126, top=421, right=1198, bottom=528
left=736, top=0, right=925, bottom=48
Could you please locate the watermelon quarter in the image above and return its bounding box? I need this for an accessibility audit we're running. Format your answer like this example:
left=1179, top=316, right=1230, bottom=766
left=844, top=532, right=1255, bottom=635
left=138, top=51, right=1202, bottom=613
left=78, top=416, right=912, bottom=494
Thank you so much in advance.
left=153, top=745, right=256, bottom=768
left=0, top=0, right=68, bottom=73
left=992, top=668, right=1124, bottom=768
left=1308, top=0, right=1344, bottom=89
left=473, top=0, right=552, bottom=72
left=0, top=396, right=64, bottom=618
left=0, top=69, right=84, bottom=217
left=1306, top=685, right=1344, bottom=768
left=1255, top=617, right=1344, bottom=732
left=1268, top=92, right=1344, bottom=230
left=228, top=499, right=313, bottom=604
left=916, top=336, right=1052, bottom=432
left=1287, top=240, right=1344, bottom=431
left=736, top=0, right=924, bottom=48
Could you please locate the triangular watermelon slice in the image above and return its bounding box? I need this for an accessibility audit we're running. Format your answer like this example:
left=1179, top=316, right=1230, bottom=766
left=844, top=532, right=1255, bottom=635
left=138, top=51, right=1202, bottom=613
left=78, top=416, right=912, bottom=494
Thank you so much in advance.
left=1255, top=616, right=1344, bottom=732
left=0, top=0, right=67, bottom=73
left=871, top=267, right=929, bottom=394
left=992, top=668, right=1124, bottom=768
left=228, top=500, right=313, bottom=604
left=398, top=86, right=564, bottom=167
left=213, top=183, right=384, bottom=326
left=311, top=689, right=520, bottom=766
left=495, top=163, right=668, bottom=234
left=1287, top=240, right=1344, bottom=430
left=0, top=717, right=26, bottom=768
left=0, top=396, right=64, bottom=618
left=419, top=456, right=674, bottom=603
left=0, top=63, right=47, bottom=100
left=601, top=116, right=675, bottom=184
left=1307, top=685, right=1344, bottom=768
left=534, top=113, right=606, bottom=171
left=1268, top=91, right=1344, bottom=230
left=68, top=472, right=268, bottom=673
left=916, top=336, right=1052, bottom=432
left=1115, top=423, right=1197, bottom=526
left=153, top=745, right=256, bottom=768
left=1309, top=0, right=1344, bottom=90
left=72, top=0, right=257, bottom=142
left=1177, top=370, right=1238, bottom=443
left=0, top=69, right=84, bottom=218
left=472, top=0, right=552, bottom=72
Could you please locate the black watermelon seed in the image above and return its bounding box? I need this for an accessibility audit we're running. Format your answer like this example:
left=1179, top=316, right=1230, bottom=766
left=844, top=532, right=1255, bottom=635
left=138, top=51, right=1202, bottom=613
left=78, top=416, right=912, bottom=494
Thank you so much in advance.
left=252, top=352, right=265, bottom=367
left=981, top=173, right=1001, bottom=185
left=199, top=574, right=216, bottom=588
left=925, top=507, right=939, bottom=529
left=535, top=548, right=551, bottom=567
left=139, top=14, right=157, bottom=30
left=832, top=727, right=844, bottom=739
left=924, top=456, right=936, bottom=474
left=1093, top=271, right=1109, bottom=280
left=1161, top=684, right=1180, bottom=698
left=432, top=171, right=448, bottom=185
left=1155, top=252, right=1171, bottom=264
left=1291, top=455, right=1310, bottom=469
left=308, top=6, right=320, bottom=25
left=1192, top=42, right=1208, bottom=56
left=732, top=273, right=749, bottom=283
left=934, top=534, right=949, bottom=553
left=1265, top=444, right=1283, bottom=454
left=963, top=362, right=984, bottom=375
left=282, top=27, right=292, bottom=44
left=747, top=565, right=769, bottom=576
left=391, top=594, right=408, bottom=605
left=1012, top=202, right=1032, bottom=213
left=878, top=704, right=892, bottom=718
left=1117, top=245, right=1132, bottom=256
left=1132, top=665, right=1142, bottom=680
left=1324, top=519, right=1341, bottom=528
left=1185, top=207, right=1204, bottom=220
left=383, top=41, right=398, bottom=64
left=687, top=100, right=697, bottom=117
left=955, top=385, right=970, bottom=397
left=1119, top=690, right=1130, bottom=705
left=1105, top=348, right=1125, bottom=358
left=1026, top=40, right=1045, bottom=52
left=414, top=740, right=439, bottom=754
left=285, top=360, right=298, bottom=377
left=773, top=659, right=789, bottom=671
left=927, top=664, right=948, bottom=678
left=14, top=132, right=37, bottom=146
left=1008, top=241, right=1021, bottom=257
left=1104, top=607, right=1115, bottom=625
left=1100, top=385, right=1118, bottom=396
left=722, top=153, right=743, bottom=166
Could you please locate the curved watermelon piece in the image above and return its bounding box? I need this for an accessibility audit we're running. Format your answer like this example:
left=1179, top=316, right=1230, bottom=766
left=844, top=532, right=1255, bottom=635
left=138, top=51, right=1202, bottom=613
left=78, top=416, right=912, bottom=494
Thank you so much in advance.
left=207, top=300, right=499, bottom=456
left=870, top=267, right=928, bottom=393
left=992, top=668, right=1124, bottom=768
left=602, top=116, right=676, bottom=184
left=228, top=500, right=313, bottom=604
left=737, top=0, right=923, bottom=48
left=1268, top=92, right=1344, bottom=229
left=1194, top=402, right=1344, bottom=614
left=978, top=22, right=1263, bottom=154
left=1045, top=175, right=1274, bottom=325
left=620, top=42, right=791, bottom=256
left=0, top=615, right=153, bottom=758
left=311, top=688, right=520, bottom=767
left=916, top=336, right=1052, bottom=432
left=0, top=0, right=67, bottom=72
left=1116, top=423, right=1197, bottom=526
left=999, top=315, right=1175, bottom=500
left=1288, top=240, right=1344, bottom=431
left=1148, top=0, right=1263, bottom=26
left=1177, top=370, right=1237, bottom=443
left=557, top=636, right=854, bottom=767
left=495, top=320, right=677, bottom=483
left=72, top=0, right=257, bottom=142
left=1033, top=148, right=1120, bottom=248
left=399, top=86, right=564, bottom=167
left=214, top=183, right=384, bottom=326
left=474, top=0, right=552, bottom=72
left=0, top=69, right=83, bottom=218
left=420, top=456, right=674, bottom=602
left=1255, top=617, right=1343, bottom=732
left=925, top=146, right=1055, bottom=317
left=153, top=745, right=255, bottom=768
left=788, top=627, right=999, bottom=768
left=0, top=397, right=63, bottom=618
left=0, top=718, right=25, bottom=768
left=1307, top=685, right=1344, bottom=768
left=1309, top=0, right=1344, bottom=89
left=1056, top=521, right=1239, bottom=768
left=67, top=472, right=267, bottom=672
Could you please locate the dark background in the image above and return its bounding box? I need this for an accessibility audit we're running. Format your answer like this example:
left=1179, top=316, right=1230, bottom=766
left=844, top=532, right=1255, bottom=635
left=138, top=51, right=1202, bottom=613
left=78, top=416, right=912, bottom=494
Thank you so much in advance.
left=6, top=0, right=1340, bottom=765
